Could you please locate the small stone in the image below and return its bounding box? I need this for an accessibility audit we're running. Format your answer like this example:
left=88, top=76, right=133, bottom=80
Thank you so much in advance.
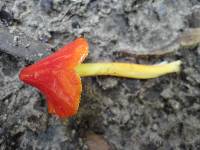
left=71, top=129, right=76, bottom=138
left=78, top=138, right=83, bottom=147
left=121, top=111, right=130, bottom=124
left=197, top=46, right=200, bottom=55
left=4, top=99, right=9, bottom=105
left=96, top=77, right=118, bottom=90
left=85, top=133, right=111, bottom=150
left=111, top=107, right=120, bottom=115
left=103, top=98, right=113, bottom=107
left=161, top=88, right=174, bottom=99
left=2, top=114, right=7, bottom=120
left=25, top=44, right=30, bottom=48
left=169, top=100, right=180, bottom=110
left=13, top=36, right=19, bottom=46
left=152, top=123, right=158, bottom=131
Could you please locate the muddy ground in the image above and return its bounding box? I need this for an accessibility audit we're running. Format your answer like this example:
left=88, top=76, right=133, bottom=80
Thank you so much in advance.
left=0, top=0, right=200, bottom=150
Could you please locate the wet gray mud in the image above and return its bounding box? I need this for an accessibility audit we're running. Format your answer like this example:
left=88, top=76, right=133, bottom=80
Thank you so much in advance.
left=0, top=0, right=200, bottom=150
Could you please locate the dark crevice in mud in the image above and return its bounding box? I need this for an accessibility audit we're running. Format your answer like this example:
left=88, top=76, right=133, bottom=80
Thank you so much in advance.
left=0, top=52, right=21, bottom=76
left=1, top=130, right=23, bottom=150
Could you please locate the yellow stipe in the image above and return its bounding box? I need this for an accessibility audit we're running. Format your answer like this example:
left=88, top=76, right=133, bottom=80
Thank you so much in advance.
left=76, top=60, right=181, bottom=79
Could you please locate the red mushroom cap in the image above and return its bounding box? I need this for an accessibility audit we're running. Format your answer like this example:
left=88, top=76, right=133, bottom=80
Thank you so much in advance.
left=19, top=38, right=88, bottom=118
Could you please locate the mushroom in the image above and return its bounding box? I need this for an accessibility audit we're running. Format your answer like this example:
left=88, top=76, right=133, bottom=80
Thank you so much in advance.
left=19, top=38, right=181, bottom=118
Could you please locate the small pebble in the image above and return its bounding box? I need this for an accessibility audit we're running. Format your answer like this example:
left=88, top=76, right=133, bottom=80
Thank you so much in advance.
left=121, top=112, right=130, bottom=124
left=161, top=88, right=174, bottom=99
left=152, top=123, right=158, bottom=131
left=96, top=77, right=118, bottom=90
left=197, top=46, right=200, bottom=55
left=169, top=100, right=180, bottom=110
left=86, top=133, right=111, bottom=150
left=71, top=129, right=76, bottom=138
left=13, top=36, right=19, bottom=46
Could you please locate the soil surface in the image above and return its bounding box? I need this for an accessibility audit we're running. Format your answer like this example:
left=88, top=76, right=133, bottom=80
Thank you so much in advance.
left=0, top=0, right=200, bottom=150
